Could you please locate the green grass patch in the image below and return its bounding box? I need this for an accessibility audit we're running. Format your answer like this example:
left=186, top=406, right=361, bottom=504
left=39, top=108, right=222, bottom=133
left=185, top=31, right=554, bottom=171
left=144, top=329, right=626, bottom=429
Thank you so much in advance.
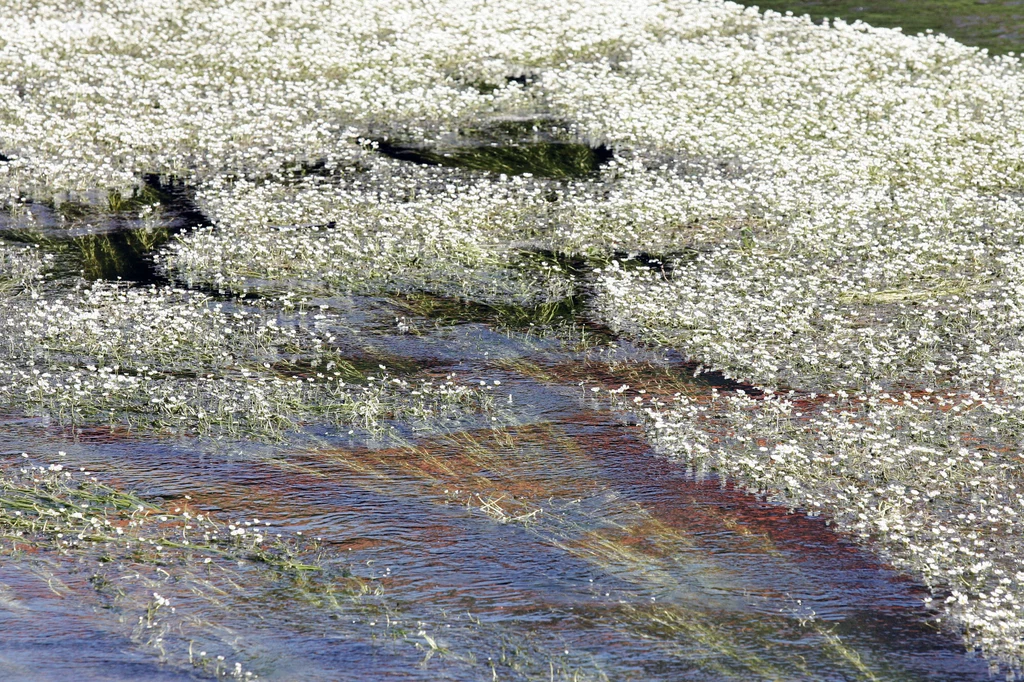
left=746, top=0, right=1024, bottom=55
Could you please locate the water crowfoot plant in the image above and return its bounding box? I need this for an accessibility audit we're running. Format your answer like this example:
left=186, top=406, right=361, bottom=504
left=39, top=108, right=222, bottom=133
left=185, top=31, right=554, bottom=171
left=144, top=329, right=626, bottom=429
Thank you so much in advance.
left=3, top=0, right=1024, bottom=674
left=0, top=281, right=497, bottom=438
left=0, top=243, right=49, bottom=293
left=635, top=386, right=1024, bottom=669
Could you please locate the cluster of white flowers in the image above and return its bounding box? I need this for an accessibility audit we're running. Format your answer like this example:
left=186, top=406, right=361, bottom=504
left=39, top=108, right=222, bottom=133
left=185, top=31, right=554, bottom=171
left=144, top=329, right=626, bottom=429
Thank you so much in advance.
left=0, top=0, right=662, bottom=201
left=550, top=6, right=1024, bottom=668
left=162, top=147, right=756, bottom=305
left=163, top=164, right=578, bottom=306
left=0, top=243, right=49, bottom=292
left=0, top=281, right=494, bottom=436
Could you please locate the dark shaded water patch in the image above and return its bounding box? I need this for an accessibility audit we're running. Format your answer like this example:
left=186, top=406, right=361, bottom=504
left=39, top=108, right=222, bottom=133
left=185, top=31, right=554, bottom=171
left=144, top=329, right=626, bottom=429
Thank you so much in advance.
left=374, top=138, right=613, bottom=178
left=68, top=229, right=171, bottom=283
left=465, top=73, right=539, bottom=94
left=0, top=175, right=211, bottom=283
left=608, top=249, right=702, bottom=276
left=141, top=174, right=213, bottom=231
left=389, top=291, right=587, bottom=331
left=276, top=158, right=353, bottom=185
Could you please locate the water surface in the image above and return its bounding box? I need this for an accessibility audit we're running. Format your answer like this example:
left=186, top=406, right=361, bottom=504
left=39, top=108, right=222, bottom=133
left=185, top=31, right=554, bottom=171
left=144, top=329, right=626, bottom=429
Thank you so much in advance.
left=0, top=303, right=997, bottom=680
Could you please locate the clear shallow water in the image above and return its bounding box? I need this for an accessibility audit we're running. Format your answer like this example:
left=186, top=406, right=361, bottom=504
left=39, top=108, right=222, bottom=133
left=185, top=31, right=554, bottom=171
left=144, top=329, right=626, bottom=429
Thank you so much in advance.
left=0, top=297, right=997, bottom=680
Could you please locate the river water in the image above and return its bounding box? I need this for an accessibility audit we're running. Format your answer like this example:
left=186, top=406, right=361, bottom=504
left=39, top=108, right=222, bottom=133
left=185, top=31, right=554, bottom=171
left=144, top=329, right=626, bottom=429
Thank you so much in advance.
left=0, top=293, right=998, bottom=680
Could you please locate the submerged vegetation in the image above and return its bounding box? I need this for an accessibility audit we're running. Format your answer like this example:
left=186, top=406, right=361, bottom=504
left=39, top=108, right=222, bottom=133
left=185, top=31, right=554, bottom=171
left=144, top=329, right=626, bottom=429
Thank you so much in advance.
left=0, top=453, right=401, bottom=679
left=3, top=227, right=173, bottom=282
left=3, top=429, right=950, bottom=680
left=373, top=138, right=612, bottom=178
left=1, top=0, right=1024, bottom=677
left=1, top=178, right=205, bottom=282
left=0, top=281, right=497, bottom=439
left=638, top=387, right=1024, bottom=665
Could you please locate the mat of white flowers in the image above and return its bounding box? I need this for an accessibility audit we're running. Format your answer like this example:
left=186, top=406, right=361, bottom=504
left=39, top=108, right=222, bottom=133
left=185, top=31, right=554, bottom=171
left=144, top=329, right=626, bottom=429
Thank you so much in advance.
left=3, top=0, right=1024, bottom=672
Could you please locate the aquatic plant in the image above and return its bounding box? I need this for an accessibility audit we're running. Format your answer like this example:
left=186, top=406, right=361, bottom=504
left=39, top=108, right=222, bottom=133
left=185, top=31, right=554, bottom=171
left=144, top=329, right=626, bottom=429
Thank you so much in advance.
left=3, top=0, right=1024, bottom=672
left=0, top=448, right=471, bottom=679
left=0, top=243, right=49, bottom=293
left=0, top=281, right=495, bottom=438
left=636, top=385, right=1024, bottom=669
left=161, top=168, right=581, bottom=307
left=297, top=422, right=900, bottom=680
left=560, top=9, right=1024, bottom=667
left=3, top=226, right=174, bottom=282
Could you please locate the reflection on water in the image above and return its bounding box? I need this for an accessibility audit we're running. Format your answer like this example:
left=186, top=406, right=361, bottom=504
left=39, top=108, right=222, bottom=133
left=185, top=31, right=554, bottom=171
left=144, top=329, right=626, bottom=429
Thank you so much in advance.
left=0, top=301, right=995, bottom=680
